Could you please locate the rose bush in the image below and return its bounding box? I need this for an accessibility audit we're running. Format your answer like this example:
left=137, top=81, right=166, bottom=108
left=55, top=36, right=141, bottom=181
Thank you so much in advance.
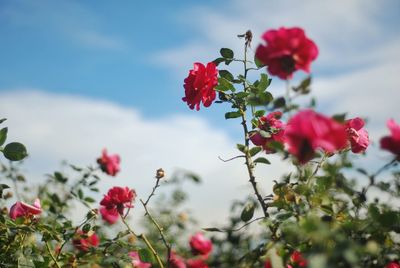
left=0, top=25, right=399, bottom=268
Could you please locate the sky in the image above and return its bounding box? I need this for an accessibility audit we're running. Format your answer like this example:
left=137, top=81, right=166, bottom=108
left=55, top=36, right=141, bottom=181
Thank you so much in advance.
left=0, top=0, right=399, bottom=227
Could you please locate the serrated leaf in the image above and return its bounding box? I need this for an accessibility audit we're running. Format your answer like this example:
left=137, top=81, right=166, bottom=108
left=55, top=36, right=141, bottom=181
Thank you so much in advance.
left=219, top=70, right=234, bottom=81
left=241, top=203, right=255, bottom=222
left=217, top=77, right=235, bottom=92
left=3, top=142, right=27, bottom=161
left=225, top=111, right=242, bottom=119
left=236, top=144, right=247, bottom=153
left=0, top=127, right=7, bottom=146
left=249, top=146, right=262, bottom=157
left=202, top=227, right=223, bottom=232
left=254, top=157, right=270, bottom=165
left=139, top=248, right=155, bottom=263
left=220, top=48, right=234, bottom=59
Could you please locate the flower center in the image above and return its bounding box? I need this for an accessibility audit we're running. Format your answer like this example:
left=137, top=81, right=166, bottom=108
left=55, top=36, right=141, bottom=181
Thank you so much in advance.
left=279, top=55, right=296, bottom=74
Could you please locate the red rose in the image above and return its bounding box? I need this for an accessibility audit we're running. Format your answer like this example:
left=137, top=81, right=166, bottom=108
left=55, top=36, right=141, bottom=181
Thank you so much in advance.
left=169, top=253, right=187, bottom=268
left=345, top=117, right=369, bottom=153
left=264, top=260, right=272, bottom=268
left=285, top=110, right=347, bottom=164
left=386, top=262, right=400, bottom=268
left=72, top=230, right=100, bottom=252
left=9, top=198, right=42, bottom=220
left=290, top=251, right=307, bottom=267
left=97, top=149, right=120, bottom=176
left=380, top=119, right=400, bottom=157
left=182, top=62, right=218, bottom=111
left=186, top=259, right=208, bottom=268
left=256, top=27, right=318, bottom=80
left=250, top=111, right=285, bottom=153
left=100, top=186, right=136, bottom=223
left=129, top=251, right=152, bottom=268
left=189, top=232, right=213, bottom=256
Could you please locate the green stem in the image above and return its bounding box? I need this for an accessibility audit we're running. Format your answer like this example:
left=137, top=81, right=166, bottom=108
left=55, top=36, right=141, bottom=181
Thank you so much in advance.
left=45, top=241, right=61, bottom=268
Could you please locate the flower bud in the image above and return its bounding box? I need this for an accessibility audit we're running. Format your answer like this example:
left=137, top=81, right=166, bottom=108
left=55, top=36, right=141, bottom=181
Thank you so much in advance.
left=156, top=168, right=165, bottom=179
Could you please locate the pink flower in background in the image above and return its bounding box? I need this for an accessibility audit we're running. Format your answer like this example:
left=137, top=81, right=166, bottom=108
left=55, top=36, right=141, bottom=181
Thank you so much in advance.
left=9, top=198, right=42, bottom=220
left=256, top=27, right=318, bottom=80
left=345, top=117, right=369, bottom=153
left=386, top=262, right=400, bottom=268
left=129, top=251, right=152, bottom=268
left=380, top=119, right=400, bottom=157
left=290, top=251, right=307, bottom=267
left=189, top=233, right=213, bottom=256
left=264, top=260, right=272, bottom=268
left=182, top=62, right=218, bottom=111
left=186, top=259, right=209, bottom=268
left=285, top=110, right=347, bottom=163
left=169, top=252, right=187, bottom=268
left=99, top=206, right=119, bottom=224
left=72, top=230, right=100, bottom=252
left=100, top=186, right=135, bottom=223
left=250, top=111, right=285, bottom=153
left=97, top=149, right=120, bottom=176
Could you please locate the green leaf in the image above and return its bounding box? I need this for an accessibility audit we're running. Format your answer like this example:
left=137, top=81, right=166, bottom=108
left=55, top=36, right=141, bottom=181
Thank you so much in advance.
left=0, top=127, right=7, bottom=146
left=241, top=203, right=255, bottom=222
left=202, top=227, right=223, bottom=232
left=0, top=118, right=6, bottom=124
left=257, top=73, right=270, bottom=91
left=254, top=157, right=270, bottom=165
left=220, top=48, right=234, bottom=59
left=249, top=146, right=262, bottom=157
left=84, top=197, right=96, bottom=203
left=216, top=77, right=235, bottom=92
left=139, top=248, right=155, bottom=263
left=254, top=110, right=265, bottom=117
left=273, top=97, right=286, bottom=109
left=54, top=172, right=68, bottom=183
left=225, top=111, right=242, bottom=119
left=247, top=91, right=273, bottom=106
left=3, top=142, right=27, bottom=161
left=236, top=144, right=247, bottom=153
left=82, top=223, right=91, bottom=233
left=254, top=55, right=265, bottom=68
left=332, top=113, right=347, bottom=123
left=213, top=57, right=225, bottom=66
left=78, top=189, right=84, bottom=199
left=219, top=70, right=234, bottom=81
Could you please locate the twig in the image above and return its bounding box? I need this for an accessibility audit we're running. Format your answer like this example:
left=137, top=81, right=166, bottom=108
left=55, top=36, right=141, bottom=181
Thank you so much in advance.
left=45, top=241, right=61, bottom=268
left=142, top=177, right=162, bottom=207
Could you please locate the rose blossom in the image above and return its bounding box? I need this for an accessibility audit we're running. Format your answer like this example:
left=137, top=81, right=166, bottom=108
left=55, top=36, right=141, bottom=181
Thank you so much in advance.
left=264, top=260, right=272, bottom=268
left=256, top=27, right=318, bottom=80
left=189, top=233, right=213, bottom=256
left=97, top=149, right=120, bottom=176
left=129, top=251, right=152, bottom=268
left=186, top=259, right=208, bottom=268
left=72, top=230, right=100, bottom=252
left=290, top=251, right=307, bottom=267
left=380, top=119, right=400, bottom=158
left=250, top=111, right=285, bottom=153
left=100, top=186, right=136, bottom=223
left=386, top=261, right=400, bottom=268
left=169, top=252, right=186, bottom=268
left=345, top=117, right=369, bottom=153
left=285, top=110, right=347, bottom=164
left=182, top=62, right=218, bottom=111
left=9, top=198, right=42, bottom=220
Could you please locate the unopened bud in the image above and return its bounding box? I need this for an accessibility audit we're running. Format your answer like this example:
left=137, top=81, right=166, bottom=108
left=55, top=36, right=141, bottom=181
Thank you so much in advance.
left=156, top=168, right=165, bottom=179
left=1, top=207, right=8, bottom=214
left=178, top=212, right=188, bottom=222
left=3, top=191, right=13, bottom=199
left=128, top=234, right=136, bottom=244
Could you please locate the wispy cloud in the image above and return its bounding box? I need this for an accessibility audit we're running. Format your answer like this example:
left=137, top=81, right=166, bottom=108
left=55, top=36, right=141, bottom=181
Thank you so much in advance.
left=0, top=0, right=127, bottom=50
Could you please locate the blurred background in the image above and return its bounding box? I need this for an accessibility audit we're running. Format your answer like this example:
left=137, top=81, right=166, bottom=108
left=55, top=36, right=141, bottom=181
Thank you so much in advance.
left=0, top=0, right=399, bottom=227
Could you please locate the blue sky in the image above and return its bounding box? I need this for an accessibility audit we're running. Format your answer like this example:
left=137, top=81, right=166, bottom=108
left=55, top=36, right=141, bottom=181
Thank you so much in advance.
left=0, top=0, right=399, bottom=226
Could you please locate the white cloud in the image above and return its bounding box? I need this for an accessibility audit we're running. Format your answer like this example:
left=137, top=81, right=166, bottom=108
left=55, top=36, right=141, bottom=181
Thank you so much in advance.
left=0, top=90, right=290, bottom=227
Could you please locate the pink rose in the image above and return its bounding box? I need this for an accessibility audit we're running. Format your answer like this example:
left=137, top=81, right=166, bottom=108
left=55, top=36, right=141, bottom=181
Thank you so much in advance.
left=189, top=233, right=212, bottom=256
left=182, top=62, right=218, bottom=111
left=250, top=111, right=285, bottom=153
left=100, top=186, right=136, bottom=223
left=256, top=27, right=318, bottom=80
left=9, top=198, right=42, bottom=220
left=386, top=262, right=400, bottom=268
left=264, top=260, right=272, bottom=268
left=129, top=251, right=152, bottom=268
left=290, top=251, right=307, bottom=267
left=186, top=259, right=208, bottom=268
left=345, top=117, right=369, bottom=153
left=97, top=149, right=120, bottom=176
left=380, top=119, right=400, bottom=157
left=285, top=110, right=347, bottom=164
left=72, top=230, right=100, bottom=252
left=169, top=253, right=186, bottom=268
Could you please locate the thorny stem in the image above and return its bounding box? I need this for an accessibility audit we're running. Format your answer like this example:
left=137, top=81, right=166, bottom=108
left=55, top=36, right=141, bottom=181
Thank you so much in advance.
left=363, top=157, right=398, bottom=194
left=143, top=177, right=162, bottom=207
left=239, top=32, right=269, bottom=218
left=121, top=216, right=165, bottom=268
left=140, top=199, right=171, bottom=268
left=45, top=241, right=61, bottom=268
